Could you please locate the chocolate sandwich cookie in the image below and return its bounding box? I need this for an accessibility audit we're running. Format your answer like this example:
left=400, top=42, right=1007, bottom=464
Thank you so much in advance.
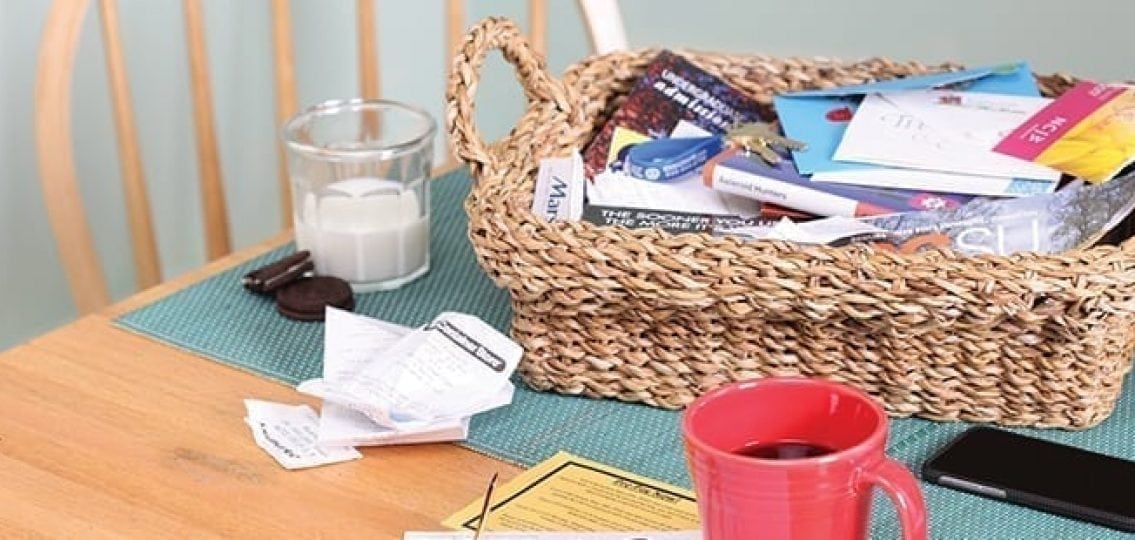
left=275, top=276, right=355, bottom=321
left=242, top=251, right=314, bottom=294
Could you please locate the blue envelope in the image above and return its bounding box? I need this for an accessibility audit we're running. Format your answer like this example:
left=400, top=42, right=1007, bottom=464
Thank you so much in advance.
left=774, top=62, right=1040, bottom=175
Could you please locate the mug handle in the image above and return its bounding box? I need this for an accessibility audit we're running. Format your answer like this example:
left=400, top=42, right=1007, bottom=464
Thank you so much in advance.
left=863, top=458, right=929, bottom=540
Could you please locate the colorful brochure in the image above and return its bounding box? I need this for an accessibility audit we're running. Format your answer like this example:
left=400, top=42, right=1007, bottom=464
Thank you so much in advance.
left=994, top=81, right=1135, bottom=183
left=774, top=62, right=1040, bottom=175
left=581, top=50, right=765, bottom=176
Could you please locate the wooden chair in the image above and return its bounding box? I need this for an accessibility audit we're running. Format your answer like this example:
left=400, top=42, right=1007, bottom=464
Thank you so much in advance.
left=578, top=0, right=628, bottom=54
left=36, top=0, right=625, bottom=315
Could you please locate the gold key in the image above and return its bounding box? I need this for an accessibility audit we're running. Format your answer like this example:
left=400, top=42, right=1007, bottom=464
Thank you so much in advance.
left=725, top=121, right=807, bottom=166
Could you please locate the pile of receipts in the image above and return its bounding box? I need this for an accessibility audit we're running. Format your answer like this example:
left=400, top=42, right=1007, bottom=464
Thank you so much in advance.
left=244, top=308, right=521, bottom=470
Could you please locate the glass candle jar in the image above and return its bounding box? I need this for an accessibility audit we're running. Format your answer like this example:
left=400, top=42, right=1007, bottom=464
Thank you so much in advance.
left=282, top=99, right=435, bottom=292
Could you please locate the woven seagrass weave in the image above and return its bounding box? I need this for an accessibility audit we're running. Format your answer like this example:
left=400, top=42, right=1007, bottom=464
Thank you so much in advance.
left=445, top=16, right=1135, bottom=429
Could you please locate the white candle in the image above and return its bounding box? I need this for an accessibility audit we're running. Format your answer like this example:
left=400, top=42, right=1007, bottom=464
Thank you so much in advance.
left=295, top=177, right=429, bottom=288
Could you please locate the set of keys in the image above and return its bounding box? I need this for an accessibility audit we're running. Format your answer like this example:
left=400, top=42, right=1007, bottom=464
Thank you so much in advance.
left=724, top=121, right=807, bottom=166
left=619, top=120, right=807, bottom=182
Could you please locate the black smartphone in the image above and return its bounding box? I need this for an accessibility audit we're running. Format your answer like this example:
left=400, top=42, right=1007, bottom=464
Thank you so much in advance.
left=922, top=426, right=1135, bottom=532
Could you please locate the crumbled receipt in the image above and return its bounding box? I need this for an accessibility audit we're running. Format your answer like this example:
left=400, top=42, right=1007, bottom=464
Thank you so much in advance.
left=321, top=311, right=521, bottom=428
left=442, top=452, right=700, bottom=533
left=296, top=308, right=521, bottom=447
left=243, top=399, right=361, bottom=470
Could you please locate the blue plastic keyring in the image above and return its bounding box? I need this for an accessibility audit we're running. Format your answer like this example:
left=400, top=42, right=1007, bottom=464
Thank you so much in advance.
left=624, top=136, right=724, bottom=182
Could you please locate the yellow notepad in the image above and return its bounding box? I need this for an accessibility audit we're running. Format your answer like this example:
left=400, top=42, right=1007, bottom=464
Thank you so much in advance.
left=442, top=451, right=699, bottom=532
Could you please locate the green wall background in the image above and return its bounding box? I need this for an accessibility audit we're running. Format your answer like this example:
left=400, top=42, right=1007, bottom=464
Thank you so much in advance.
left=2, top=0, right=1132, bottom=349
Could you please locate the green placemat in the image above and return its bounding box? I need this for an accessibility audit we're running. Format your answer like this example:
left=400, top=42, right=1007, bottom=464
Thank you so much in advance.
left=117, top=168, right=1134, bottom=539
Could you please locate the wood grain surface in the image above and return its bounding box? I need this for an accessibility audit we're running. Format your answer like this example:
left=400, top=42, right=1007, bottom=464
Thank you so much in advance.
left=0, top=231, right=522, bottom=539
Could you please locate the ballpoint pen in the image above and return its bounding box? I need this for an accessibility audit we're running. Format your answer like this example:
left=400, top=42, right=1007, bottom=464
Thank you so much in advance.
left=472, top=473, right=499, bottom=540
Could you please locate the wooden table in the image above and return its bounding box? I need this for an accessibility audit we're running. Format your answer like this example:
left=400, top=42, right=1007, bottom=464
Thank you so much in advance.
left=0, top=232, right=522, bottom=538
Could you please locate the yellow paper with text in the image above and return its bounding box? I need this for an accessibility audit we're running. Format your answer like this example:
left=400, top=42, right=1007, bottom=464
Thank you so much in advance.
left=442, top=452, right=699, bottom=532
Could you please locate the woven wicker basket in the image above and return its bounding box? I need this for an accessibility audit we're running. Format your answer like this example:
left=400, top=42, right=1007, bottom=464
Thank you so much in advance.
left=445, top=17, right=1135, bottom=429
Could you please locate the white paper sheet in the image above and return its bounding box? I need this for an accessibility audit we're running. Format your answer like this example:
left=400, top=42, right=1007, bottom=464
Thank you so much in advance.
left=588, top=172, right=761, bottom=216
left=243, top=399, right=361, bottom=470
left=834, top=91, right=1059, bottom=181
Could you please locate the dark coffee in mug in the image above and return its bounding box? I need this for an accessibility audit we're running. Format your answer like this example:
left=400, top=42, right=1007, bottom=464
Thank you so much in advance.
left=683, top=378, right=928, bottom=539
left=734, top=440, right=836, bottom=460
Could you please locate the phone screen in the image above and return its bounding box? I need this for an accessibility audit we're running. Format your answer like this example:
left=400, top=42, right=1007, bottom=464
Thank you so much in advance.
left=924, top=427, right=1135, bottom=521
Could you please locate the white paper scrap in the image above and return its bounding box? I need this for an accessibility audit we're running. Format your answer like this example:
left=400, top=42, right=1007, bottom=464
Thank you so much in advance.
left=588, top=171, right=761, bottom=217
left=295, top=307, right=412, bottom=402
left=243, top=399, right=361, bottom=470
left=322, top=306, right=411, bottom=383
left=727, top=216, right=886, bottom=245
left=532, top=150, right=586, bottom=222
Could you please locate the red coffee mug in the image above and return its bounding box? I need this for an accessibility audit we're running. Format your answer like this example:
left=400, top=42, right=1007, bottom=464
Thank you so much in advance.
left=682, top=377, right=927, bottom=540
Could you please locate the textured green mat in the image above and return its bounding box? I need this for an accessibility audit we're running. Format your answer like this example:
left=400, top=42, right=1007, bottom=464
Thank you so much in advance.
left=117, top=168, right=1135, bottom=539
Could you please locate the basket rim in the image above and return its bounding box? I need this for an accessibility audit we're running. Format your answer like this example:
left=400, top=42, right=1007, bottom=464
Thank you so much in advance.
left=468, top=48, right=1128, bottom=270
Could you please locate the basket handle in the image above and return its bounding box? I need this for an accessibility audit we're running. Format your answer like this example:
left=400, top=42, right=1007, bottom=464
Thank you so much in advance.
left=446, top=17, right=579, bottom=176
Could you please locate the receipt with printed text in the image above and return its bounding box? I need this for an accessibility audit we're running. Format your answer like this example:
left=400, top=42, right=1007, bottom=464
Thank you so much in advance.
left=243, top=399, right=361, bottom=470
left=329, top=311, right=521, bottom=427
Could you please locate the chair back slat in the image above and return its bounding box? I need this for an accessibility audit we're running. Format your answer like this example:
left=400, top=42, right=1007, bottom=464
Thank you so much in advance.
left=529, top=0, right=547, bottom=56
left=442, top=0, right=466, bottom=166
left=36, top=0, right=111, bottom=314
left=577, top=0, right=628, bottom=54
left=182, top=0, right=231, bottom=260
left=357, top=0, right=380, bottom=100
left=446, top=0, right=465, bottom=62
left=98, top=0, right=161, bottom=289
left=36, top=0, right=621, bottom=313
left=269, top=0, right=297, bottom=226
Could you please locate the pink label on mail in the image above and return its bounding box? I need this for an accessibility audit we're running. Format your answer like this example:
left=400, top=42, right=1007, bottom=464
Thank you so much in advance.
left=994, top=81, right=1126, bottom=160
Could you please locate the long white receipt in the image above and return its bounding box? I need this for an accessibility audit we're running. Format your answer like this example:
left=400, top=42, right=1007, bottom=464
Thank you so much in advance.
left=329, top=311, right=522, bottom=427
left=296, top=308, right=519, bottom=446
left=404, top=533, right=701, bottom=540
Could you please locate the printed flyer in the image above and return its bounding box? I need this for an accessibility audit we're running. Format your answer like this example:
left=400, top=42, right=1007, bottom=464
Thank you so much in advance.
left=995, top=82, right=1135, bottom=182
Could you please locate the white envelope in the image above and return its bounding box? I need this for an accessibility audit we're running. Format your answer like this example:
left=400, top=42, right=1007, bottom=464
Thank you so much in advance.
left=834, top=90, right=1060, bottom=181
